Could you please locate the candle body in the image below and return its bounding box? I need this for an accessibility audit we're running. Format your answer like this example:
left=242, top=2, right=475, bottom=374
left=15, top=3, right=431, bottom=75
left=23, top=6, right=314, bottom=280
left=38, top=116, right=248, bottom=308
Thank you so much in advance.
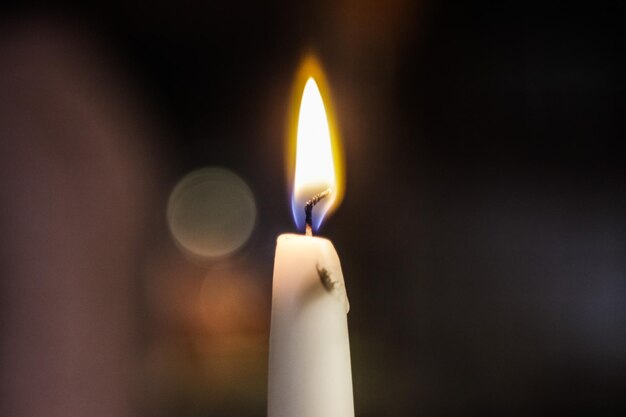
left=268, top=233, right=354, bottom=417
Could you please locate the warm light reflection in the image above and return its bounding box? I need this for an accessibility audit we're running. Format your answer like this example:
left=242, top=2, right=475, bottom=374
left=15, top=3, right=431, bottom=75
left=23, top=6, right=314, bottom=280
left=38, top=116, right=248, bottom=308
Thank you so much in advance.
left=288, top=56, right=344, bottom=231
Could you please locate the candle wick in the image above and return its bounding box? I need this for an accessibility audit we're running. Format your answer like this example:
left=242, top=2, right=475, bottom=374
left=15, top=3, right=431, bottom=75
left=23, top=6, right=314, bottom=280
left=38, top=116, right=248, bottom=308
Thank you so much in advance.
left=304, top=188, right=332, bottom=236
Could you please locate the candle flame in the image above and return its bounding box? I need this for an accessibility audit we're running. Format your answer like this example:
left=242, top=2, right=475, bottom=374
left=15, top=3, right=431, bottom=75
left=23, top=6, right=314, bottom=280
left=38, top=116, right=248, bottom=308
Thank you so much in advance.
left=287, top=56, right=344, bottom=232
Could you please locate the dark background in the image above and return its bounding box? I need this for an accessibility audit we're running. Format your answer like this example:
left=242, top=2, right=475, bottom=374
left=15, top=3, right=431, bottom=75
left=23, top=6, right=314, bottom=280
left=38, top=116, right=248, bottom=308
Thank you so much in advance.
left=1, top=1, right=625, bottom=416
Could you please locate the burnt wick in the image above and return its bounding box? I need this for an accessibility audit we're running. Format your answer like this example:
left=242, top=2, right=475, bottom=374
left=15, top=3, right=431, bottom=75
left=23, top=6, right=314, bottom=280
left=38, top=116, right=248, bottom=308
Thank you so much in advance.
left=304, top=188, right=332, bottom=236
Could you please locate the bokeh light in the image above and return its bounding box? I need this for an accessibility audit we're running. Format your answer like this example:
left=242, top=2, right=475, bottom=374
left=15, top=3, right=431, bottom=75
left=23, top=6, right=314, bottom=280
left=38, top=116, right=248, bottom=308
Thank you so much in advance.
left=139, top=256, right=269, bottom=417
left=167, top=168, right=256, bottom=259
left=200, top=264, right=267, bottom=336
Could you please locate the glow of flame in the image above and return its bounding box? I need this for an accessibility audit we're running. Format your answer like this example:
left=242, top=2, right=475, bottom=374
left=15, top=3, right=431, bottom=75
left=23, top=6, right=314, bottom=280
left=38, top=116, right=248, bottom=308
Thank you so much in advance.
left=287, top=56, right=344, bottom=232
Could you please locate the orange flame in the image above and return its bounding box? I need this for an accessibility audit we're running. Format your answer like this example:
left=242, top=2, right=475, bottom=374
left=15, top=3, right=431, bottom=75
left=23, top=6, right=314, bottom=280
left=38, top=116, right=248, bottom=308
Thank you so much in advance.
left=286, top=55, right=345, bottom=231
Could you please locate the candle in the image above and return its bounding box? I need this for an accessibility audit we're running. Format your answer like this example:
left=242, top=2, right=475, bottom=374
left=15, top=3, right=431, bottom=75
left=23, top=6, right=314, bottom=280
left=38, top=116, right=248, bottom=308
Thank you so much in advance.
left=268, top=59, right=354, bottom=417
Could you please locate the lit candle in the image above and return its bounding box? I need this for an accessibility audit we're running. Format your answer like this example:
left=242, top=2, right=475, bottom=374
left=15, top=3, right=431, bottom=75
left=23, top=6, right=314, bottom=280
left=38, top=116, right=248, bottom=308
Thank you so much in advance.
left=268, top=59, right=354, bottom=417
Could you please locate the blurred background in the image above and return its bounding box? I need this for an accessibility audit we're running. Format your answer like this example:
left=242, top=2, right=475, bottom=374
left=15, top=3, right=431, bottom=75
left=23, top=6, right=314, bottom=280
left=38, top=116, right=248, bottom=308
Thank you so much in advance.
left=1, top=1, right=625, bottom=416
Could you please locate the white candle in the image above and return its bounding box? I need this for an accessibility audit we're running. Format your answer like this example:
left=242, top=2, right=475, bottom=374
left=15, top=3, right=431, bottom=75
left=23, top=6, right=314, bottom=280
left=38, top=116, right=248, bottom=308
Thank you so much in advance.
left=268, top=60, right=354, bottom=417
left=268, top=234, right=353, bottom=417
